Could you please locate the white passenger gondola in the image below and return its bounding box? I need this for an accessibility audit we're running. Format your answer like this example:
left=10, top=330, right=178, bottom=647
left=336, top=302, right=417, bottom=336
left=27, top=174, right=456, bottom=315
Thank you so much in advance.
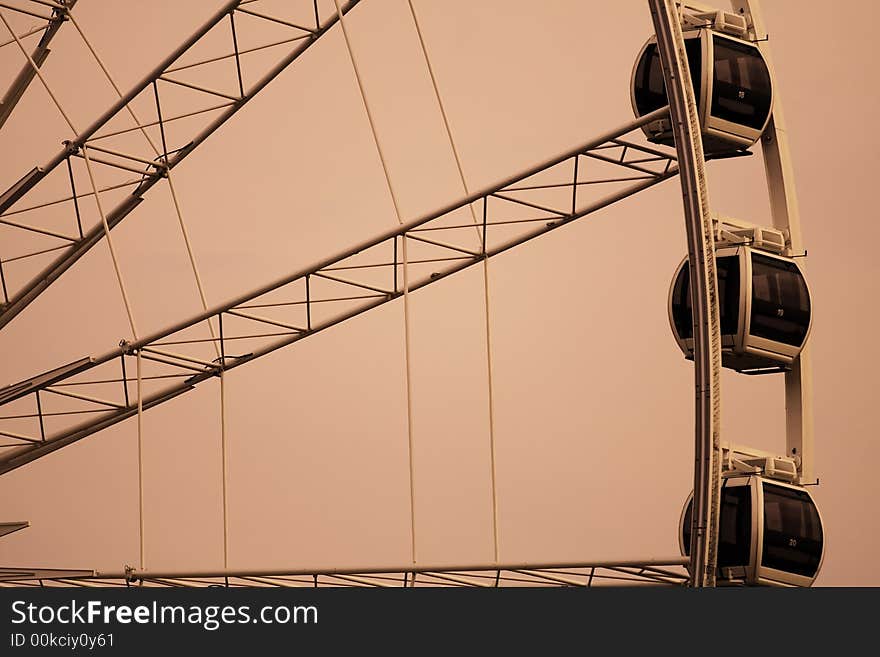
left=668, top=238, right=811, bottom=373
left=679, top=474, right=824, bottom=586
left=631, top=12, right=773, bottom=153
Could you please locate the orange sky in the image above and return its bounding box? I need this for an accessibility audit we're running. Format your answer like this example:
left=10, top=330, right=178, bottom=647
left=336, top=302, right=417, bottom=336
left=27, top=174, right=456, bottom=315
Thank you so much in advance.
left=0, top=0, right=877, bottom=585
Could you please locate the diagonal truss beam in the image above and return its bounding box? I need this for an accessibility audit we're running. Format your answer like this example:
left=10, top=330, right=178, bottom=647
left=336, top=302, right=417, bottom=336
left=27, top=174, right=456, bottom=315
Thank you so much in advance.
left=0, top=107, right=678, bottom=475
left=0, top=557, right=690, bottom=587
left=0, top=0, right=361, bottom=330
left=0, top=0, right=78, bottom=130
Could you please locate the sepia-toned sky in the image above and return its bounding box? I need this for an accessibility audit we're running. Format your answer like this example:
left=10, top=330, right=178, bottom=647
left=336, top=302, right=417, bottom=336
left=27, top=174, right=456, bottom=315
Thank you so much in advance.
left=0, top=0, right=877, bottom=585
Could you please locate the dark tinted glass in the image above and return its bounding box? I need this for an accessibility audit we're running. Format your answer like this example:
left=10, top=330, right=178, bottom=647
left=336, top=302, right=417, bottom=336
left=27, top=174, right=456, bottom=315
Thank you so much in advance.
left=671, top=261, right=692, bottom=339
left=719, top=486, right=752, bottom=567
left=682, top=484, right=752, bottom=568
left=670, top=256, right=740, bottom=341
left=749, top=253, right=810, bottom=346
left=710, top=35, right=772, bottom=130
left=634, top=39, right=702, bottom=117
left=682, top=498, right=692, bottom=554
left=762, top=484, right=823, bottom=577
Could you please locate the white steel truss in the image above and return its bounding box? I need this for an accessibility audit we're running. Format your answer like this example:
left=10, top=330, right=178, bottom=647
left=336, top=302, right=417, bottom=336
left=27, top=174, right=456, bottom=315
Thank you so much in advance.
left=0, top=107, right=683, bottom=474
left=0, top=0, right=360, bottom=329
left=0, top=0, right=813, bottom=590
left=0, top=558, right=690, bottom=588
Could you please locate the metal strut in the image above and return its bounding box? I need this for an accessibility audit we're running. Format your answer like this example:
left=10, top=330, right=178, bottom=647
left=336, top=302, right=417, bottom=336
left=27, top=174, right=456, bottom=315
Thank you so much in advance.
left=0, top=107, right=679, bottom=475
left=0, top=557, right=691, bottom=588
left=0, top=0, right=78, bottom=130
left=0, top=0, right=362, bottom=330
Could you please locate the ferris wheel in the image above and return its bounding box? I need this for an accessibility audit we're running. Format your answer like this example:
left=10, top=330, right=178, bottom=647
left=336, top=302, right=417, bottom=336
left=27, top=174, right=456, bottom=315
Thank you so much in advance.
left=0, top=0, right=821, bottom=587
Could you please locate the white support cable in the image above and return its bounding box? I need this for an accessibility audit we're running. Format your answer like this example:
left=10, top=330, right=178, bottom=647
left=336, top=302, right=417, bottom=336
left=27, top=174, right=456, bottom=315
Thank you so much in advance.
left=65, top=10, right=161, bottom=158
left=164, top=173, right=221, bottom=360
left=87, top=138, right=147, bottom=572
left=481, top=258, right=500, bottom=561
left=17, top=9, right=156, bottom=569
left=80, top=145, right=139, bottom=340
left=219, top=370, right=230, bottom=570
left=405, top=0, right=480, bottom=239
left=2, top=6, right=140, bottom=343
left=67, top=6, right=222, bottom=359
left=331, top=0, right=419, bottom=565
left=400, top=238, right=418, bottom=565
left=136, top=351, right=145, bottom=571
left=72, top=13, right=228, bottom=558
left=406, top=0, right=500, bottom=563
left=0, top=9, right=77, bottom=133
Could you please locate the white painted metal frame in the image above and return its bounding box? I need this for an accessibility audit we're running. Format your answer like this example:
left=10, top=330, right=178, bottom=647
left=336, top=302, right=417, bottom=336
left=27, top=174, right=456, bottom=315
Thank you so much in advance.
left=0, top=107, right=679, bottom=475
left=0, top=0, right=812, bottom=588
left=630, top=27, right=773, bottom=151
left=667, top=246, right=812, bottom=369
left=0, top=558, right=690, bottom=588
left=653, top=0, right=815, bottom=587
left=729, top=0, right=815, bottom=486
left=678, top=476, right=825, bottom=586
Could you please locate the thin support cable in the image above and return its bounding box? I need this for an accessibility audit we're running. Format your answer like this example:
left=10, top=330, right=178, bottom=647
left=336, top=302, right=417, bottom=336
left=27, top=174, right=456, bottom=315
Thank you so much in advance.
left=65, top=10, right=161, bottom=158
left=332, top=0, right=418, bottom=565
left=0, top=9, right=77, bottom=133
left=481, top=258, right=500, bottom=561
left=1, top=7, right=138, bottom=338
left=331, top=0, right=405, bottom=220
left=70, top=10, right=219, bottom=358
left=406, top=0, right=480, bottom=238
left=64, top=19, right=221, bottom=562
left=401, top=237, right=418, bottom=565
left=407, top=0, right=500, bottom=561
left=220, top=370, right=230, bottom=570
left=165, top=173, right=220, bottom=359
left=80, top=145, right=139, bottom=340
left=136, top=351, right=145, bottom=571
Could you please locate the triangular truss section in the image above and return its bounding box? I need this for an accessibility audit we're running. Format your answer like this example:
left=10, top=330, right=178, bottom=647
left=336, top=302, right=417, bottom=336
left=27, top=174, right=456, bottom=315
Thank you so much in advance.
left=0, top=558, right=690, bottom=587
left=0, top=107, right=678, bottom=475
left=0, top=0, right=362, bottom=330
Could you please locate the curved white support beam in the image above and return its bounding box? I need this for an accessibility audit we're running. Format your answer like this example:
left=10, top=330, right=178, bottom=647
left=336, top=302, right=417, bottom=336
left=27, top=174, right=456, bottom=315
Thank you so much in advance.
left=647, top=0, right=723, bottom=587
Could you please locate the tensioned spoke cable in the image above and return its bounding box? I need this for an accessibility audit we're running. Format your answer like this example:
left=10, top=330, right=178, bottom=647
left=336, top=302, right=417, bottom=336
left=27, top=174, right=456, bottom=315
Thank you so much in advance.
left=406, top=1, right=481, bottom=238
left=65, top=10, right=161, bottom=158
left=79, top=150, right=139, bottom=339
left=137, top=351, right=145, bottom=571
left=84, top=141, right=147, bottom=569
left=332, top=0, right=419, bottom=566
left=407, top=0, right=500, bottom=562
left=220, top=370, right=230, bottom=570
left=68, top=9, right=226, bottom=570
left=164, top=173, right=221, bottom=359
left=0, top=13, right=150, bottom=560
